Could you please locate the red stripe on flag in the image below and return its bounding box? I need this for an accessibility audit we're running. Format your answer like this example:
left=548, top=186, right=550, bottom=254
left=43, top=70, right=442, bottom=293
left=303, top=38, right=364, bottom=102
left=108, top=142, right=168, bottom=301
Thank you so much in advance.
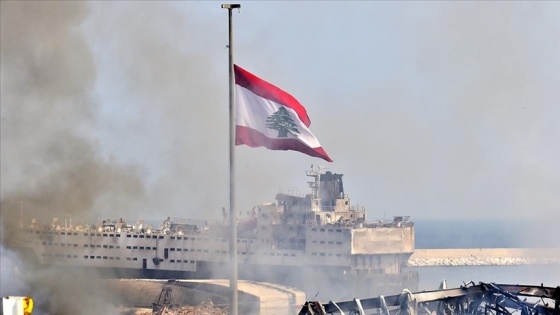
left=236, top=126, right=333, bottom=162
left=234, top=65, right=311, bottom=127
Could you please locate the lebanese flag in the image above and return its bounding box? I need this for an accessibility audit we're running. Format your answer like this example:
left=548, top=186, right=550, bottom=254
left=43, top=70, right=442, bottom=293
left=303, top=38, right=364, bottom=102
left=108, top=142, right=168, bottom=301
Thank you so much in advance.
left=234, top=65, right=332, bottom=162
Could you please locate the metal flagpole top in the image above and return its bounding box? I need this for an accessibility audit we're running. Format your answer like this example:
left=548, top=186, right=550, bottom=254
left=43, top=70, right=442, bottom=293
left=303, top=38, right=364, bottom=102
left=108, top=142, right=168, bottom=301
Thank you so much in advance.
left=221, top=4, right=241, bottom=9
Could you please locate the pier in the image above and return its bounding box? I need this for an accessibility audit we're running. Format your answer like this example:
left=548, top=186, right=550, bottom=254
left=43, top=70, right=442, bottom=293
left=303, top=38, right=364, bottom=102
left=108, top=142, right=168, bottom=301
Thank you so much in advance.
left=408, top=247, right=560, bottom=267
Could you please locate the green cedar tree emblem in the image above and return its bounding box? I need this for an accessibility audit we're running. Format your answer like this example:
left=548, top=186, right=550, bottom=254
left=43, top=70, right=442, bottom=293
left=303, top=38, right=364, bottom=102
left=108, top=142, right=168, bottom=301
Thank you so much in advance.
left=265, top=106, right=300, bottom=138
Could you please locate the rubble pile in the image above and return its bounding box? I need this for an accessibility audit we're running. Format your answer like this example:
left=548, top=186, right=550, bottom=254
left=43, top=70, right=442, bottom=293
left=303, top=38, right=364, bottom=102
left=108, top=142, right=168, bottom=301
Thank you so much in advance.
left=120, top=302, right=228, bottom=315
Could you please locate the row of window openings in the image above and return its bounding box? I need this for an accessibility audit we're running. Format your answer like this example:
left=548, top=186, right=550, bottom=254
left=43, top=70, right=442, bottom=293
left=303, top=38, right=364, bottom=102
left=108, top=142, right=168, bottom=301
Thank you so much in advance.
left=311, top=241, right=342, bottom=245
left=40, top=242, right=79, bottom=247
left=32, top=230, right=122, bottom=237
left=166, top=250, right=302, bottom=257
left=168, top=251, right=252, bottom=256
left=127, top=251, right=300, bottom=257
left=125, top=235, right=254, bottom=244
left=42, top=253, right=213, bottom=264
left=164, top=251, right=298, bottom=257
left=42, top=241, right=342, bottom=256
left=31, top=228, right=334, bottom=239
left=38, top=243, right=247, bottom=252
left=126, top=247, right=212, bottom=252
left=168, top=237, right=253, bottom=243
left=311, top=253, right=343, bottom=257
left=83, top=255, right=121, bottom=260
left=43, top=254, right=130, bottom=261
left=42, top=235, right=253, bottom=244
left=311, top=228, right=343, bottom=232
left=42, top=253, right=78, bottom=258
left=33, top=230, right=256, bottom=243
left=85, top=244, right=121, bottom=249
left=167, top=250, right=301, bottom=256
left=126, top=247, right=249, bottom=254
left=78, top=256, right=195, bottom=263
left=39, top=242, right=124, bottom=249
left=170, top=248, right=208, bottom=253
left=31, top=231, right=217, bottom=240
left=125, top=235, right=253, bottom=243
left=128, top=246, right=156, bottom=250
left=29, top=230, right=80, bottom=236
left=263, top=252, right=297, bottom=257
left=44, top=251, right=315, bottom=259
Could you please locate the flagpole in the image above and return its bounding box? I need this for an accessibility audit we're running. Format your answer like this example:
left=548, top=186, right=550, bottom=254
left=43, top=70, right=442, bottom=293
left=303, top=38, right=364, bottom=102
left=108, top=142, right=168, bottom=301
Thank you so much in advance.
left=221, top=4, right=240, bottom=315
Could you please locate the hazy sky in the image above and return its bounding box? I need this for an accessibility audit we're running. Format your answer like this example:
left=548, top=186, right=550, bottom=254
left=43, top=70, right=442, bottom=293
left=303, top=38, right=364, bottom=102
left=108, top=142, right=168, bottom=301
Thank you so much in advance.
left=2, top=1, right=559, bottom=224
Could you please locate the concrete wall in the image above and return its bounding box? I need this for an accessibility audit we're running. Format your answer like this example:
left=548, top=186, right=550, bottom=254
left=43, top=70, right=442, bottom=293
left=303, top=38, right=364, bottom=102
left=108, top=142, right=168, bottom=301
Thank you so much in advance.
left=409, top=248, right=560, bottom=266
left=351, top=227, right=414, bottom=254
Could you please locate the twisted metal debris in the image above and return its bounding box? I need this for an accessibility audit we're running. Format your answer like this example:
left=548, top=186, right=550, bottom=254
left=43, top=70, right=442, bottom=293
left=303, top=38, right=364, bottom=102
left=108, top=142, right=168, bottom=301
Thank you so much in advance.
left=298, top=282, right=559, bottom=315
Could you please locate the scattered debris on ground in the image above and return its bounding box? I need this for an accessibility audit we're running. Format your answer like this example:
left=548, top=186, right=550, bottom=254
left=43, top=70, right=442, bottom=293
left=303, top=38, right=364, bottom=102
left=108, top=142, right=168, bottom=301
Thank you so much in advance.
left=120, top=301, right=228, bottom=315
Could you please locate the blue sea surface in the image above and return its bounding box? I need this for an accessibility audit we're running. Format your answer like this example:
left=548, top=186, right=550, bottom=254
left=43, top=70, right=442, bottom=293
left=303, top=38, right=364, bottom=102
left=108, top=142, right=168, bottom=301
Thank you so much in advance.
left=411, top=219, right=560, bottom=291
left=414, top=219, right=558, bottom=249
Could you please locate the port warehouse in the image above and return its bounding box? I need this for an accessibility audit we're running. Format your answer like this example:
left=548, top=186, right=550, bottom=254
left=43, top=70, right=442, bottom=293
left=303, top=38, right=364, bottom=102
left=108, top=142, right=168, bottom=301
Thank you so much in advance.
left=22, top=225, right=557, bottom=274
left=22, top=224, right=414, bottom=274
left=15, top=169, right=419, bottom=298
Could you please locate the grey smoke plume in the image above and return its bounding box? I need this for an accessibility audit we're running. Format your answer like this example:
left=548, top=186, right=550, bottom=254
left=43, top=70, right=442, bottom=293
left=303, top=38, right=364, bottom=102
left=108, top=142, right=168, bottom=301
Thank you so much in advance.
left=0, top=1, right=145, bottom=224
left=1, top=2, right=144, bottom=313
left=82, top=2, right=231, bottom=219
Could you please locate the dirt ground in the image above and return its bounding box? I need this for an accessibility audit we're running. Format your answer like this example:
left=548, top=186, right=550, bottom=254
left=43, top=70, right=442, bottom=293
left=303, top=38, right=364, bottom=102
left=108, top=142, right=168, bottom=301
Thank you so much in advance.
left=120, top=301, right=228, bottom=315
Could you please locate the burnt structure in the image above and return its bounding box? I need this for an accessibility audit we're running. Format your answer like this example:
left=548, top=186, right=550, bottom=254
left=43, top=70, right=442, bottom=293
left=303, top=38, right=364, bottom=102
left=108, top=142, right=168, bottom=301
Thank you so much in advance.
left=299, top=282, right=560, bottom=315
left=15, top=166, right=417, bottom=298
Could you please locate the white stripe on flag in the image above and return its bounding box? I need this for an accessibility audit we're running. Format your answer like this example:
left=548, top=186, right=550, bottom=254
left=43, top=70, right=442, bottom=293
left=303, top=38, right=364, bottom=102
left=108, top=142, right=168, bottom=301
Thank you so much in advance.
left=235, top=85, right=322, bottom=148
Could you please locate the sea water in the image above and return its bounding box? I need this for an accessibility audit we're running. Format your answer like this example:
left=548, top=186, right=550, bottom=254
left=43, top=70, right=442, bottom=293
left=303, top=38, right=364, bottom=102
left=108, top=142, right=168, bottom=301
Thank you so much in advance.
left=409, top=219, right=560, bottom=291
